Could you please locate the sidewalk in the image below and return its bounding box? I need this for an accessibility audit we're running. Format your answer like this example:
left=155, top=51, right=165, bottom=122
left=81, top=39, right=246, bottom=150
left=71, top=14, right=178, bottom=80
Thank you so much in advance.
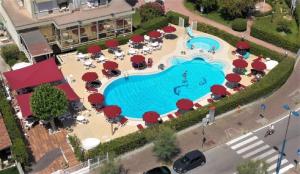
left=117, top=58, right=300, bottom=173
left=163, top=0, right=297, bottom=58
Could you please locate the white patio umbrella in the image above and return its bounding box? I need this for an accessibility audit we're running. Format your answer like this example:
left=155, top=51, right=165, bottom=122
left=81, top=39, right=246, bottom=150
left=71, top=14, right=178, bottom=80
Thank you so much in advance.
left=82, top=138, right=100, bottom=150
left=266, top=59, right=278, bottom=70
left=11, top=62, right=32, bottom=70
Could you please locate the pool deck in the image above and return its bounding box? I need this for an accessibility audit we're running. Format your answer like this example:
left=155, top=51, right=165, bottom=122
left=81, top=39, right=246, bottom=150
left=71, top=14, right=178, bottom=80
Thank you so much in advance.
left=59, top=25, right=270, bottom=143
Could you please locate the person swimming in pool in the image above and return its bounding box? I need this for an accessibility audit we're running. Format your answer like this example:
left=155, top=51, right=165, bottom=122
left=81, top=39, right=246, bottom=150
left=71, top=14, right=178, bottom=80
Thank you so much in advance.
left=182, top=70, right=188, bottom=84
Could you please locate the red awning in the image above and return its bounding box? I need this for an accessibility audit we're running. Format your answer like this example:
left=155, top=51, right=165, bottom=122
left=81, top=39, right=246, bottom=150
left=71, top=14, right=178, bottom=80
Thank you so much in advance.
left=16, top=93, right=33, bottom=119
left=251, top=61, right=266, bottom=71
left=176, top=98, right=193, bottom=111
left=82, top=72, right=98, bottom=82
left=105, top=39, right=119, bottom=48
left=131, top=35, right=144, bottom=43
left=148, top=31, right=161, bottom=38
left=233, top=59, right=248, bottom=68
left=103, top=61, right=118, bottom=70
left=211, top=85, right=227, bottom=96
left=3, top=58, right=64, bottom=90
left=55, top=83, right=79, bottom=101
left=88, top=93, right=104, bottom=105
left=162, top=26, right=176, bottom=33
left=143, top=111, right=160, bottom=124
left=131, top=55, right=145, bottom=64
left=87, top=45, right=101, bottom=54
left=236, top=41, right=250, bottom=50
left=103, top=105, right=122, bottom=119
left=226, top=73, right=241, bottom=83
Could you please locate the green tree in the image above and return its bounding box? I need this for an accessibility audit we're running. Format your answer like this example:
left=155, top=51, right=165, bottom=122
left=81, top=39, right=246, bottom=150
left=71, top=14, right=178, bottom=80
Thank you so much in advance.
left=139, top=2, right=165, bottom=22
left=219, top=0, right=257, bottom=19
left=99, top=158, right=122, bottom=174
left=152, top=126, right=179, bottom=162
left=195, top=0, right=218, bottom=13
left=237, top=160, right=268, bottom=174
left=30, top=84, right=68, bottom=130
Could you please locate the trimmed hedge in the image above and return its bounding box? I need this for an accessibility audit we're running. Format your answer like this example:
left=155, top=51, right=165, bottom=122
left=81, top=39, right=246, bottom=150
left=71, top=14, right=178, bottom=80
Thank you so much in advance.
left=68, top=135, right=85, bottom=161
left=0, top=85, right=29, bottom=165
left=295, top=4, right=300, bottom=28
left=140, top=16, right=169, bottom=31
left=0, top=166, right=19, bottom=174
left=250, top=25, right=300, bottom=53
left=166, top=11, right=189, bottom=27
left=81, top=21, right=295, bottom=160
left=231, top=18, right=247, bottom=32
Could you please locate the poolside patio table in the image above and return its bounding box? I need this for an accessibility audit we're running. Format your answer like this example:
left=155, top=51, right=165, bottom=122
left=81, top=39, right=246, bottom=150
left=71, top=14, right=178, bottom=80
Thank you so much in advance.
left=128, top=48, right=137, bottom=55
left=84, top=60, right=93, bottom=66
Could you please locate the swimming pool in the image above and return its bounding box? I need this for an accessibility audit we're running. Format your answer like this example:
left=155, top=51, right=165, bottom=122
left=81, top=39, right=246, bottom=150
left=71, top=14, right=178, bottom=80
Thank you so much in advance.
left=186, top=37, right=220, bottom=51
left=104, top=57, right=225, bottom=119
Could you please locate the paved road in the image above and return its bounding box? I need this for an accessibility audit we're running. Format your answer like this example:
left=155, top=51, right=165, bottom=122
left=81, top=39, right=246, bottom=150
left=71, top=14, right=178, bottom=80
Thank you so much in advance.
left=175, top=111, right=300, bottom=174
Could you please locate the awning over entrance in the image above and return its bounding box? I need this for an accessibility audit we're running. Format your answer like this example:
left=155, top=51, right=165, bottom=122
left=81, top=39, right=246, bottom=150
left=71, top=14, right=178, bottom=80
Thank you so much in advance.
left=20, top=30, right=52, bottom=58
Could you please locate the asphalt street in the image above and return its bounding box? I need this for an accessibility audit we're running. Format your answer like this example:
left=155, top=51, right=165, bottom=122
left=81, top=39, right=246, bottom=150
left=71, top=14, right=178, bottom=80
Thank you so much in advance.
left=170, top=110, right=300, bottom=174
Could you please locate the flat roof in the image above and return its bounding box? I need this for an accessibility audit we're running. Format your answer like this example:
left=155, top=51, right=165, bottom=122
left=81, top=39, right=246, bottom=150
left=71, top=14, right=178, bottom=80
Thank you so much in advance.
left=2, top=0, right=134, bottom=29
left=0, top=117, right=12, bottom=150
left=20, top=30, right=52, bottom=57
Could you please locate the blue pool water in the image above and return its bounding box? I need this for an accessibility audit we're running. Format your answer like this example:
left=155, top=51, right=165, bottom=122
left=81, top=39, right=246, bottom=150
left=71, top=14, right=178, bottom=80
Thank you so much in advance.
left=104, top=57, right=225, bottom=119
left=186, top=37, right=220, bottom=51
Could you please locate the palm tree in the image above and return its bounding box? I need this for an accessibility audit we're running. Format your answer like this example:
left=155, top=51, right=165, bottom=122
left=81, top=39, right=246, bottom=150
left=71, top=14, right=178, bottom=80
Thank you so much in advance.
left=237, top=160, right=269, bottom=174
left=30, top=84, right=68, bottom=130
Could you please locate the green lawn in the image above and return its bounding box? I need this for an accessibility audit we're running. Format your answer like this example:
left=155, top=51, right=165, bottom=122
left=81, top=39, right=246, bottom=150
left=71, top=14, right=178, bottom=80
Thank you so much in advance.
left=0, top=167, right=19, bottom=174
left=253, top=16, right=300, bottom=42
left=183, top=0, right=233, bottom=27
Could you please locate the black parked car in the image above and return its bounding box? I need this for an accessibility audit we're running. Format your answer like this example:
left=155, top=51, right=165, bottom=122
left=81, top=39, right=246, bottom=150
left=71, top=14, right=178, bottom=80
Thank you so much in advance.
left=173, top=150, right=206, bottom=173
left=144, top=166, right=171, bottom=174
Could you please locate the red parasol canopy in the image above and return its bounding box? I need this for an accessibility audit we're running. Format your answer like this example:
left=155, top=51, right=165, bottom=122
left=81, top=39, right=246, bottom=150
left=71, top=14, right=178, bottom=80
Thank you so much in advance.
left=236, top=41, right=250, bottom=50
left=162, top=26, right=176, bottom=33
left=103, top=61, right=118, bottom=70
left=143, top=111, right=160, bottom=124
left=176, top=98, right=193, bottom=111
left=211, top=85, right=227, bottom=96
left=105, top=39, right=119, bottom=48
left=232, top=59, right=248, bottom=68
left=131, top=55, right=145, bottom=64
left=87, top=45, right=101, bottom=54
left=103, top=105, right=122, bottom=119
left=251, top=61, right=266, bottom=71
left=131, top=35, right=144, bottom=43
left=226, top=73, right=241, bottom=83
left=88, top=93, right=104, bottom=105
left=253, top=56, right=263, bottom=62
left=148, top=31, right=161, bottom=38
left=82, top=72, right=98, bottom=82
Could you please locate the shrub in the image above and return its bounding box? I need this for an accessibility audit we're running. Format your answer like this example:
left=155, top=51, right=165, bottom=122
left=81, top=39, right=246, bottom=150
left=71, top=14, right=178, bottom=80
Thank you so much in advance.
left=139, top=2, right=165, bottom=22
left=68, top=135, right=85, bottom=161
left=294, top=4, right=300, bottom=28
left=276, top=19, right=291, bottom=33
left=1, top=44, right=28, bottom=66
left=166, top=11, right=190, bottom=27
left=140, top=16, right=169, bottom=31
left=231, top=18, right=247, bottom=32
left=0, top=85, right=29, bottom=165
left=251, top=25, right=300, bottom=53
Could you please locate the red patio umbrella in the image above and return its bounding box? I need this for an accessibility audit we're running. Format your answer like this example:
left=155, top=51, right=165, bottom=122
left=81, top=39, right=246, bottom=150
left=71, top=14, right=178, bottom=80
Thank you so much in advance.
left=131, top=55, right=145, bottom=64
left=162, top=26, right=176, bottom=33
left=103, top=105, right=122, bottom=119
left=131, top=35, right=144, bottom=43
left=211, top=85, right=227, bottom=96
left=103, top=61, right=118, bottom=70
left=88, top=93, right=104, bottom=105
left=253, top=56, right=263, bottom=62
left=87, top=45, right=101, bottom=54
left=105, top=39, right=119, bottom=48
left=236, top=41, right=250, bottom=50
left=82, top=72, right=98, bottom=82
left=143, top=111, right=160, bottom=124
left=226, top=73, right=241, bottom=83
left=251, top=61, right=266, bottom=71
left=232, top=59, right=248, bottom=68
left=148, top=31, right=161, bottom=39
left=176, top=98, right=193, bottom=111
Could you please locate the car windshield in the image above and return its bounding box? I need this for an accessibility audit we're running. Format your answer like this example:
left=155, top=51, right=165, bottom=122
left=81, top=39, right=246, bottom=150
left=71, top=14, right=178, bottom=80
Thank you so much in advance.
left=181, top=156, right=190, bottom=163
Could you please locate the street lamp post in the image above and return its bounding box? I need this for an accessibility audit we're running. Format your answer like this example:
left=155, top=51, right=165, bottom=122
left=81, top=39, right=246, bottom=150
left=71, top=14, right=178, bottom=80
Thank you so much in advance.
left=275, top=104, right=299, bottom=174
